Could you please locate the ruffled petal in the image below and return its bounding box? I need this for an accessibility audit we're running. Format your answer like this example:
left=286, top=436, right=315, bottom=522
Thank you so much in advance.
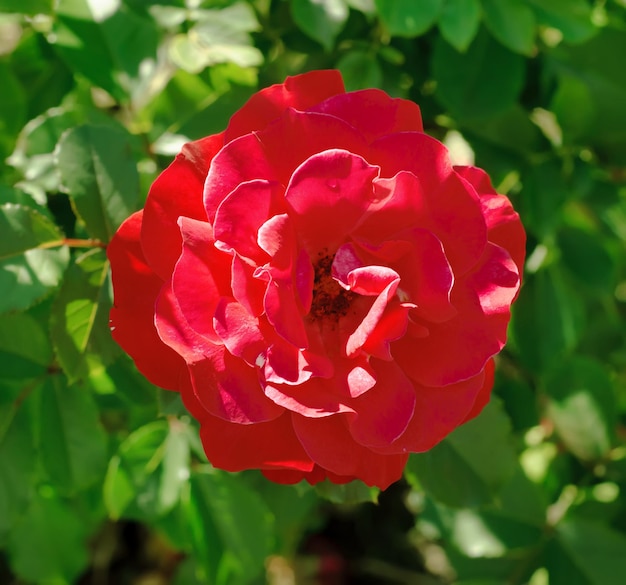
left=347, top=359, right=416, bottom=447
left=213, top=298, right=266, bottom=366
left=265, top=377, right=355, bottom=417
left=225, top=70, right=346, bottom=142
left=213, top=179, right=285, bottom=261
left=171, top=217, right=232, bottom=344
left=285, top=149, right=380, bottom=253
left=394, top=243, right=520, bottom=387
left=455, top=165, right=526, bottom=278
left=310, top=88, right=423, bottom=142
left=199, top=411, right=315, bottom=472
left=293, top=414, right=408, bottom=489
left=363, top=170, right=487, bottom=275
left=142, top=135, right=222, bottom=279
left=205, top=110, right=369, bottom=222
left=108, top=211, right=185, bottom=390
left=372, top=369, right=488, bottom=454
left=189, top=351, right=284, bottom=424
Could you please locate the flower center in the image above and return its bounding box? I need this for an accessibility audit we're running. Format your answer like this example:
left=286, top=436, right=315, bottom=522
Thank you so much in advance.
left=309, top=251, right=355, bottom=321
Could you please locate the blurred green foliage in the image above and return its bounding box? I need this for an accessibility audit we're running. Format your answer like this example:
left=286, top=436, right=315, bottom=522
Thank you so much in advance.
left=1, top=0, right=626, bottom=583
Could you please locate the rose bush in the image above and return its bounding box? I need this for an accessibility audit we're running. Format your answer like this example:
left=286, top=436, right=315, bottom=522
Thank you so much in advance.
left=108, top=70, right=525, bottom=489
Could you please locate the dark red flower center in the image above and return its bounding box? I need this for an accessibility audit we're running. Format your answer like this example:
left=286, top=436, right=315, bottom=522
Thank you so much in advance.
left=309, top=252, right=355, bottom=321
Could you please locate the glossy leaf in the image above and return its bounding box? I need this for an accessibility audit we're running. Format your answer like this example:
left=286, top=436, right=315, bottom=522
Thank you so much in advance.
left=0, top=203, right=69, bottom=314
left=375, top=0, right=443, bottom=37
left=188, top=471, right=275, bottom=585
left=336, top=49, right=382, bottom=90
left=438, top=0, right=481, bottom=52
left=50, top=248, right=118, bottom=382
left=0, top=382, right=36, bottom=542
left=56, top=125, right=139, bottom=242
left=0, top=312, right=51, bottom=380
left=38, top=375, right=108, bottom=494
left=6, top=489, right=89, bottom=584
left=548, top=519, right=626, bottom=585
left=432, top=29, right=526, bottom=119
left=529, top=0, right=596, bottom=44
left=292, top=0, right=349, bottom=51
left=481, top=0, right=536, bottom=55
left=512, top=267, right=585, bottom=374
left=51, top=0, right=159, bottom=102
left=544, top=357, right=615, bottom=462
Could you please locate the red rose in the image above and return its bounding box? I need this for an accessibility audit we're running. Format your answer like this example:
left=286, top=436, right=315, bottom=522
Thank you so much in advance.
left=108, top=70, right=525, bottom=489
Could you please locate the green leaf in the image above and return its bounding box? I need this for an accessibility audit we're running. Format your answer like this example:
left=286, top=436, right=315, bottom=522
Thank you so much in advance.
left=0, top=382, right=36, bottom=542
left=0, top=203, right=69, bottom=314
left=549, top=28, right=626, bottom=164
left=10, top=29, right=74, bottom=120
left=56, top=125, right=139, bottom=242
left=551, top=74, right=595, bottom=143
left=158, top=419, right=191, bottom=514
left=188, top=471, right=275, bottom=585
left=407, top=400, right=517, bottom=508
left=0, top=312, right=51, bottom=380
left=104, top=419, right=191, bottom=519
left=549, top=519, right=626, bottom=585
left=0, top=62, right=27, bottom=161
left=336, top=49, right=382, bottom=90
left=0, top=0, right=52, bottom=14
left=292, top=0, right=349, bottom=51
left=51, top=0, right=159, bottom=103
left=512, top=267, right=585, bottom=374
left=544, top=357, right=615, bottom=462
left=38, top=375, right=108, bottom=493
left=519, top=160, right=571, bottom=238
left=558, top=227, right=616, bottom=292
left=481, top=0, right=535, bottom=55
left=432, top=29, right=526, bottom=119
left=169, top=3, right=263, bottom=73
left=374, top=0, right=443, bottom=37
left=438, top=0, right=481, bottom=52
left=50, top=248, right=118, bottom=383
left=6, top=488, right=89, bottom=584
left=528, top=0, right=596, bottom=44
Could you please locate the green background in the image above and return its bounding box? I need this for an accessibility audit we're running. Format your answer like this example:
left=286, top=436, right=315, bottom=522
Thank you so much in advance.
left=1, top=0, right=626, bottom=583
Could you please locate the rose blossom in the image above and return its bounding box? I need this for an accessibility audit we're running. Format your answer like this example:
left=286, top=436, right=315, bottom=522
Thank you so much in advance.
left=108, top=70, right=525, bottom=489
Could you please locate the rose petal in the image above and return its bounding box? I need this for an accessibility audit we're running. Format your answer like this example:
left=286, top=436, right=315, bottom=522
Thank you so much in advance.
left=189, top=351, right=283, bottom=424
left=142, top=135, right=222, bottom=279
left=455, top=165, right=526, bottom=277
left=372, top=369, right=488, bottom=454
left=108, top=211, right=185, bottom=390
left=310, top=88, right=424, bottom=142
left=293, top=414, right=408, bottom=489
left=345, top=274, right=400, bottom=357
left=213, top=179, right=285, bottom=261
left=213, top=298, right=266, bottom=366
left=205, top=110, right=369, bottom=221
left=265, top=377, right=355, bottom=418
left=365, top=170, right=487, bottom=275
left=347, top=359, right=416, bottom=447
left=394, top=243, right=520, bottom=386
left=171, top=217, right=231, bottom=344
left=285, top=149, right=380, bottom=253
left=225, top=70, right=346, bottom=141
left=155, top=280, right=216, bottom=363
left=264, top=334, right=333, bottom=385
left=199, top=411, right=314, bottom=472
left=231, top=253, right=266, bottom=317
